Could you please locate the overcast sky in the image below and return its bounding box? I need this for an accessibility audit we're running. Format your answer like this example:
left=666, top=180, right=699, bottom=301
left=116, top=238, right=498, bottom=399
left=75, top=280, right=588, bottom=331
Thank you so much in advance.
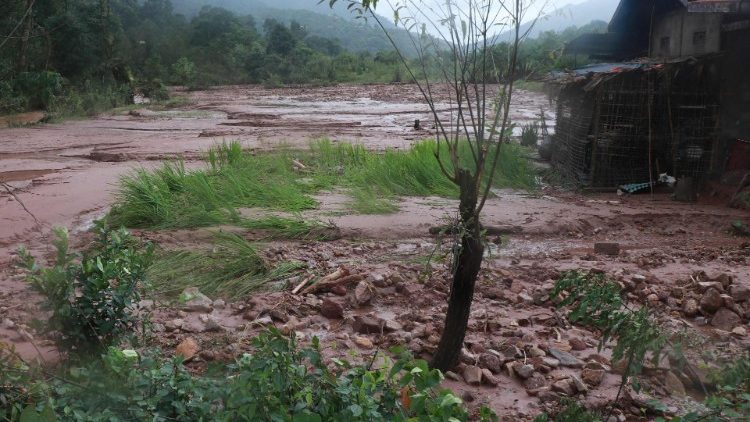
left=377, top=0, right=604, bottom=21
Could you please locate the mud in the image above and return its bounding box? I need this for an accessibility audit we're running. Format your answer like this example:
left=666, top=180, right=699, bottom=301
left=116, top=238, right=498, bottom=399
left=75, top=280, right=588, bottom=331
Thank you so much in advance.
left=0, top=84, right=748, bottom=420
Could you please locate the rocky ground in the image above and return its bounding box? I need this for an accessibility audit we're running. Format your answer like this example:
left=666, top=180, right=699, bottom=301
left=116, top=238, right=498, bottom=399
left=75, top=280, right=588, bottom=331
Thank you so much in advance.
left=1, top=84, right=748, bottom=420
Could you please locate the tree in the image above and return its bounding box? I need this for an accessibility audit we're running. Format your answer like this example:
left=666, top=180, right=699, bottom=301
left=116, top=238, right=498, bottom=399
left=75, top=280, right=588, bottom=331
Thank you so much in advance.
left=328, top=0, right=541, bottom=371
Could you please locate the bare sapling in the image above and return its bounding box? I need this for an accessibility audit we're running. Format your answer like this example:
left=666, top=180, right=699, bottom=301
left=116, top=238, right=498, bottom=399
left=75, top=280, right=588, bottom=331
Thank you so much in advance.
left=325, top=0, right=544, bottom=371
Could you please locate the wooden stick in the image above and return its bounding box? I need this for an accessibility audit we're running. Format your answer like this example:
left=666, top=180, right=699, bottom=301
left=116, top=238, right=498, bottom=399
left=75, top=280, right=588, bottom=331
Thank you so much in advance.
left=302, top=274, right=363, bottom=295
left=291, top=275, right=314, bottom=295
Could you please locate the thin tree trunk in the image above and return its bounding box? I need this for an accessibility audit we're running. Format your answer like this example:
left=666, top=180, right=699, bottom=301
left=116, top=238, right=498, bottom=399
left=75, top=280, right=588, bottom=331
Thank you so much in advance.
left=431, top=169, right=484, bottom=371
left=17, top=0, right=34, bottom=72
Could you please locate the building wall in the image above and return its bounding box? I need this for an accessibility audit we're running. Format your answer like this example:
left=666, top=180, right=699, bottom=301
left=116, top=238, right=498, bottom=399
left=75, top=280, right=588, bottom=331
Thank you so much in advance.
left=651, top=10, right=723, bottom=58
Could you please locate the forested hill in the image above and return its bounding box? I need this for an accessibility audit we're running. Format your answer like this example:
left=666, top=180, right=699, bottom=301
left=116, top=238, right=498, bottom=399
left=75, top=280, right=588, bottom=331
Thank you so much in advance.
left=170, top=0, right=418, bottom=54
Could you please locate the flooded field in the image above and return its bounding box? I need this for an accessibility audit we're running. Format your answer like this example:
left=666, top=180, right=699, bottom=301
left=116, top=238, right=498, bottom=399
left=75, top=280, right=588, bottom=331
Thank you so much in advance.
left=1, top=84, right=748, bottom=419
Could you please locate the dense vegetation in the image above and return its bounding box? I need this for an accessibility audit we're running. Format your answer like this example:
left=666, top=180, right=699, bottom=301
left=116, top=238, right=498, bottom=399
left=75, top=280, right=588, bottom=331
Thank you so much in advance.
left=0, top=0, right=606, bottom=116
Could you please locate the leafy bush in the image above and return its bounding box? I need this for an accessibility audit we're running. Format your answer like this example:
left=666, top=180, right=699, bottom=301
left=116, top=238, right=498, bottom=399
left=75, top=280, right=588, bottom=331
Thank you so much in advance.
left=17, top=222, right=153, bottom=355
left=520, top=122, right=540, bottom=147
left=172, top=57, right=197, bottom=87
left=3, top=330, right=494, bottom=421
left=12, top=71, right=64, bottom=110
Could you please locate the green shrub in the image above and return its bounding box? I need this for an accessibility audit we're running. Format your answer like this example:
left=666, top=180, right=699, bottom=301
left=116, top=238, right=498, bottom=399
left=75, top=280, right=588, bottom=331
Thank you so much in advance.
left=520, top=122, right=540, bottom=147
left=12, top=71, right=64, bottom=110
left=17, top=222, right=153, bottom=355
left=139, top=79, right=170, bottom=102
left=172, top=57, right=197, bottom=87
left=5, top=330, right=495, bottom=421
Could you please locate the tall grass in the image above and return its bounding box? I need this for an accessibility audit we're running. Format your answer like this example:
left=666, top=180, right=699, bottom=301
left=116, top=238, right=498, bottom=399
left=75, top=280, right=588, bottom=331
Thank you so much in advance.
left=110, top=139, right=535, bottom=228
left=147, top=232, right=303, bottom=299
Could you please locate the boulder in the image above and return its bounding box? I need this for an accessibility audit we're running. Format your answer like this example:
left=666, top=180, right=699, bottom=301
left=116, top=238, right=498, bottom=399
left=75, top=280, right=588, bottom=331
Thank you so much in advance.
left=181, top=287, right=213, bottom=313
left=551, top=379, right=575, bottom=396
left=352, top=315, right=384, bottom=334
left=481, top=368, right=500, bottom=386
left=513, top=363, right=535, bottom=380
left=700, top=288, right=723, bottom=313
left=594, top=242, right=620, bottom=256
left=581, top=368, right=605, bottom=386
left=730, top=284, right=750, bottom=303
left=354, top=281, right=374, bottom=306
left=354, top=336, right=374, bottom=349
left=463, top=365, right=483, bottom=385
left=549, top=348, right=584, bottom=368
left=710, top=308, right=741, bottom=332
left=320, top=299, right=344, bottom=319
left=478, top=353, right=502, bottom=374
left=682, top=298, right=699, bottom=316
left=664, top=371, right=686, bottom=397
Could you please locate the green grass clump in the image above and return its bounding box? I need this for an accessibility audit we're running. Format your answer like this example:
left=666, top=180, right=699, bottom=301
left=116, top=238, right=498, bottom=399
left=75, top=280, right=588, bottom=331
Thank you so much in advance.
left=148, top=232, right=303, bottom=299
left=310, top=139, right=536, bottom=213
left=110, top=139, right=536, bottom=228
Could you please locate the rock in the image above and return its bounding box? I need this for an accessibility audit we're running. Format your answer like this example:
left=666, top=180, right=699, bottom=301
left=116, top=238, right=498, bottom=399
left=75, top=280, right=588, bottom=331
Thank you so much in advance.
left=549, top=348, right=584, bottom=368
left=445, top=371, right=463, bottom=382
left=732, top=326, right=747, bottom=337
left=354, top=281, right=374, bottom=306
left=499, top=344, right=523, bottom=360
left=461, top=391, right=475, bottom=403
left=460, top=347, right=477, bottom=365
left=523, top=373, right=547, bottom=390
left=320, top=299, right=344, bottom=319
left=352, top=315, right=383, bottom=334
left=213, top=299, right=226, bottom=309
left=165, top=318, right=184, bottom=332
left=569, top=338, right=587, bottom=351
left=527, top=346, right=546, bottom=358
left=481, top=368, right=500, bottom=386
left=202, top=316, right=223, bottom=332
left=331, top=284, right=348, bottom=296
left=253, top=315, right=274, bottom=326
left=478, top=353, right=502, bottom=374
left=2, top=318, right=14, bottom=329
left=354, top=336, right=374, bottom=349
left=730, top=284, right=750, bottom=303
left=700, top=288, right=723, bottom=313
left=697, top=281, right=724, bottom=292
left=175, top=337, right=199, bottom=361
left=710, top=308, right=741, bottom=332
left=542, top=357, right=560, bottom=368
left=581, top=368, right=605, bottom=386
left=594, top=242, right=620, bottom=256
left=682, top=298, right=699, bottom=316
left=647, top=293, right=660, bottom=306
left=463, top=365, right=483, bottom=385
left=269, top=310, right=289, bottom=323
left=514, top=363, right=535, bottom=379
left=569, top=374, right=588, bottom=393
left=664, top=371, right=686, bottom=397
left=182, top=320, right=206, bottom=333
left=181, top=287, right=213, bottom=313
left=551, top=379, right=575, bottom=396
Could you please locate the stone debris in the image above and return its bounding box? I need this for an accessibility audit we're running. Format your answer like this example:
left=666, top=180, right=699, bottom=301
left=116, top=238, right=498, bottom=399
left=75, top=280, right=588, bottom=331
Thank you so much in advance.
left=548, top=348, right=584, bottom=368
left=181, top=287, right=214, bottom=313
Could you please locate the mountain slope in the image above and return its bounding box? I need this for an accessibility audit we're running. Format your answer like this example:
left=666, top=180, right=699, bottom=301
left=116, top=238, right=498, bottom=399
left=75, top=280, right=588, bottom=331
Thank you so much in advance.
left=516, top=0, right=620, bottom=39
left=171, top=0, right=417, bottom=54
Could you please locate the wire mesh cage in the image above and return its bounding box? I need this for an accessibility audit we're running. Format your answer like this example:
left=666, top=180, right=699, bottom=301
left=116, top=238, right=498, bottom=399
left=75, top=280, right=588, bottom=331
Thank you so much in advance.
left=551, top=62, right=719, bottom=188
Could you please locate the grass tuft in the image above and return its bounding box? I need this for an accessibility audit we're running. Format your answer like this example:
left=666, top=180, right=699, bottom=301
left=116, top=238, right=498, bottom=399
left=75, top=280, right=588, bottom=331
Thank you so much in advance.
left=110, top=139, right=536, bottom=227
left=147, top=232, right=303, bottom=299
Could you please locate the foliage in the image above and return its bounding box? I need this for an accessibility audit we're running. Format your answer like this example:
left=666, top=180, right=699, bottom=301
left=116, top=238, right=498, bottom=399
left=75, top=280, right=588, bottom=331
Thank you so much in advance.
left=662, top=355, right=750, bottom=422
left=2, top=330, right=494, bottom=421
left=17, top=222, right=153, bottom=355
left=551, top=271, right=669, bottom=381
left=0, top=0, right=605, bottom=116
left=148, top=232, right=304, bottom=299
left=521, top=122, right=540, bottom=148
